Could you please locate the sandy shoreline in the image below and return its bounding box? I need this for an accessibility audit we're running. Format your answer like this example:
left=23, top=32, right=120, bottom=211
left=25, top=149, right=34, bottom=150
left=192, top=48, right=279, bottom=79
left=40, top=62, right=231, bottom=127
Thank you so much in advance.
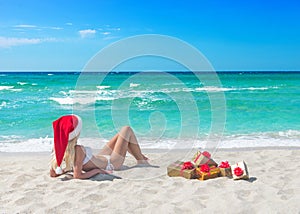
left=1, top=147, right=300, bottom=213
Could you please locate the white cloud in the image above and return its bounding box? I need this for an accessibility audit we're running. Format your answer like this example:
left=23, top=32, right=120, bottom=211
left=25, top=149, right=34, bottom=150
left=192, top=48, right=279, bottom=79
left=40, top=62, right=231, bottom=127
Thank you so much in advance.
left=103, top=36, right=121, bottom=41
left=14, top=24, right=37, bottom=28
left=78, top=29, right=96, bottom=38
left=65, top=23, right=73, bottom=26
left=108, top=27, right=121, bottom=31
left=13, top=24, right=63, bottom=31
left=97, top=26, right=120, bottom=38
left=101, top=32, right=111, bottom=35
left=48, top=26, right=63, bottom=30
left=0, top=37, right=56, bottom=48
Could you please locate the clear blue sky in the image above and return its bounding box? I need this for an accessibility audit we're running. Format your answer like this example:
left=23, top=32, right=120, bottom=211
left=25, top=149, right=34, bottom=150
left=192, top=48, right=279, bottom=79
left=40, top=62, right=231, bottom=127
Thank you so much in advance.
left=0, top=0, right=299, bottom=71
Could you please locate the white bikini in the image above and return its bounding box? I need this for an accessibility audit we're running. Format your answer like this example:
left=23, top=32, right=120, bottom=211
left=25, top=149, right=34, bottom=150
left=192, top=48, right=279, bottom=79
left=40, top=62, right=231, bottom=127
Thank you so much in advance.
left=102, top=155, right=114, bottom=171
left=82, top=146, right=114, bottom=171
left=82, top=146, right=93, bottom=165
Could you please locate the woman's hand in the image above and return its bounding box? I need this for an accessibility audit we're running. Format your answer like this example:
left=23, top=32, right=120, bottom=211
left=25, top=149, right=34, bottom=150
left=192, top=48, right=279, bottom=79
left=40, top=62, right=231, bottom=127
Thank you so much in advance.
left=50, top=168, right=58, bottom=177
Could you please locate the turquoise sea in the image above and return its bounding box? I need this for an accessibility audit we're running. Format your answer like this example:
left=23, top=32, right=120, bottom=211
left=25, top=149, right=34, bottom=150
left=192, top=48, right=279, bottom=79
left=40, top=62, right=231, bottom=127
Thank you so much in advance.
left=0, top=72, right=299, bottom=152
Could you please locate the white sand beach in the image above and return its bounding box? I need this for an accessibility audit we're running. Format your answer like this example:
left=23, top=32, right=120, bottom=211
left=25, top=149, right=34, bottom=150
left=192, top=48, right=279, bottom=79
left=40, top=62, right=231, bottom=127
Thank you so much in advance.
left=0, top=148, right=300, bottom=213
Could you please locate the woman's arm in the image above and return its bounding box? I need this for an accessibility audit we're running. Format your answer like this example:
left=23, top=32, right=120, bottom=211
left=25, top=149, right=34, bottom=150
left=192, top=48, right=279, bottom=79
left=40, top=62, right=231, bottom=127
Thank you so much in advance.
left=74, top=168, right=103, bottom=179
left=49, top=168, right=71, bottom=177
left=73, top=145, right=102, bottom=179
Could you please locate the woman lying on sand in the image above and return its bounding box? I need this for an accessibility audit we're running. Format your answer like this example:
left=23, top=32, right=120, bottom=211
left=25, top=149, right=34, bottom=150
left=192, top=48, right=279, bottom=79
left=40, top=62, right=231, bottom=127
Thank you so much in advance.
left=50, top=115, right=149, bottom=179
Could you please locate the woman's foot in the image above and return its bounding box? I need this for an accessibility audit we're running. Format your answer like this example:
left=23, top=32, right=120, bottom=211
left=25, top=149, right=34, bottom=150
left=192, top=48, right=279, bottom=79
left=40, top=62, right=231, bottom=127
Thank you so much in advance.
left=137, top=159, right=150, bottom=165
left=142, top=154, right=149, bottom=160
left=137, top=154, right=149, bottom=165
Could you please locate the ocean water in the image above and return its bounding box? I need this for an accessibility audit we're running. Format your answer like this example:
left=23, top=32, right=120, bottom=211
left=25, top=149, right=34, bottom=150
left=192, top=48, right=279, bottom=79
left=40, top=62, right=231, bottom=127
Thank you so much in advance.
left=0, top=72, right=299, bottom=152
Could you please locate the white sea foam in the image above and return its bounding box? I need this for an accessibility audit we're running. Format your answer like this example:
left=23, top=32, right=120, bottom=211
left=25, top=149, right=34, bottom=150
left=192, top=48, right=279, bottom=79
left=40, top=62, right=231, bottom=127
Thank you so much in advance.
left=49, top=85, right=281, bottom=107
left=12, top=89, right=22, bottom=92
left=95, top=97, right=115, bottom=101
left=195, top=86, right=278, bottom=92
left=49, top=97, right=73, bottom=105
left=195, top=86, right=234, bottom=92
left=246, top=87, right=268, bottom=91
left=17, top=82, right=28, bottom=85
left=96, top=85, right=111, bottom=90
left=96, top=89, right=116, bottom=101
left=0, top=130, right=299, bottom=152
left=58, top=90, right=68, bottom=96
left=51, top=90, right=99, bottom=105
left=0, top=101, right=7, bottom=109
left=0, top=86, right=22, bottom=92
left=49, top=97, right=96, bottom=105
left=0, top=136, right=106, bottom=152
left=53, top=89, right=154, bottom=105
left=0, top=86, right=14, bottom=91
left=241, top=86, right=279, bottom=91
left=0, top=136, right=53, bottom=152
left=69, top=90, right=98, bottom=95
left=130, top=83, right=140, bottom=88
left=0, top=101, right=18, bottom=109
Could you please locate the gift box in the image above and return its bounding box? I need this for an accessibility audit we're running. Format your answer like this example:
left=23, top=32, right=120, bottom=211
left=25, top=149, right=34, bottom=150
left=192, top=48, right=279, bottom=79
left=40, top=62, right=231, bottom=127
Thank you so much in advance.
left=196, top=164, right=220, bottom=180
left=219, top=161, right=232, bottom=178
left=231, top=161, right=249, bottom=180
left=167, top=161, right=198, bottom=179
left=192, top=151, right=218, bottom=167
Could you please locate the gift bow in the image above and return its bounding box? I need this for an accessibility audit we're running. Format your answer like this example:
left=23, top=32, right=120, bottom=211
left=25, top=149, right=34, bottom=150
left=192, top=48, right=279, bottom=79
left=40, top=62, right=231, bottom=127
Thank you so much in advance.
left=179, top=161, right=195, bottom=177
left=181, top=161, right=194, bottom=170
left=200, top=164, right=210, bottom=173
left=234, top=166, right=244, bottom=176
left=193, top=151, right=211, bottom=164
left=219, top=161, right=230, bottom=168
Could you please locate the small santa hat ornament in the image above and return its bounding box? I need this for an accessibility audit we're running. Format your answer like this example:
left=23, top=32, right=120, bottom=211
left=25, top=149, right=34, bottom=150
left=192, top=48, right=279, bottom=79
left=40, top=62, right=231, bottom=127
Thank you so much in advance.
left=52, top=115, right=82, bottom=174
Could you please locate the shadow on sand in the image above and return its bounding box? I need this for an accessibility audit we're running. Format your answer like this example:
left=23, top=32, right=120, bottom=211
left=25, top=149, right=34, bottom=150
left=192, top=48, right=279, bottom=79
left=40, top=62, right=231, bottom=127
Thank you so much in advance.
left=59, top=164, right=160, bottom=181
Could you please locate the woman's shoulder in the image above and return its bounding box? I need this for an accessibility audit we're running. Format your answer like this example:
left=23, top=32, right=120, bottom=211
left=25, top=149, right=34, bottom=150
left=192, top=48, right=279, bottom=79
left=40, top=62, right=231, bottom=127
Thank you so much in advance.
left=75, top=145, right=85, bottom=152
left=74, top=145, right=85, bottom=161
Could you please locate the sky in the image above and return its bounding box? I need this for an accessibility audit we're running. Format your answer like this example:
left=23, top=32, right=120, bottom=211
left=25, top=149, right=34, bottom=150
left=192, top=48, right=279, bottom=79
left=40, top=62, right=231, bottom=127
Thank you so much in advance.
left=0, top=0, right=299, bottom=71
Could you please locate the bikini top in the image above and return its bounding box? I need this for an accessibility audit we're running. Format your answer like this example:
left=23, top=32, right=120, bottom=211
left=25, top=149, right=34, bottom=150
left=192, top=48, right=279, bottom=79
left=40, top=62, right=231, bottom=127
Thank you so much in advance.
left=82, top=146, right=93, bottom=165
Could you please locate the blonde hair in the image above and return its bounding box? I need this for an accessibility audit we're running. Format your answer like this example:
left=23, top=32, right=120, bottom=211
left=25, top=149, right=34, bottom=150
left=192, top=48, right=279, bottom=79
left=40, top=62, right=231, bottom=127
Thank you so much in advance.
left=50, top=136, right=78, bottom=172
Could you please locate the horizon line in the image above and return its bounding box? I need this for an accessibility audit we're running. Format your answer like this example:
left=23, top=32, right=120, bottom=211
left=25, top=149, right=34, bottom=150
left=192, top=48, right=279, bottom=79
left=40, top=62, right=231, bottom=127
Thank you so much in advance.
left=0, top=70, right=300, bottom=73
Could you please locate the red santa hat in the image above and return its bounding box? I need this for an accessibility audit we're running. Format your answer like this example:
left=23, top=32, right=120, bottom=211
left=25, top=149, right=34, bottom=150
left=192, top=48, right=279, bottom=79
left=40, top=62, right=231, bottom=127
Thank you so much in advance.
left=52, top=114, right=82, bottom=174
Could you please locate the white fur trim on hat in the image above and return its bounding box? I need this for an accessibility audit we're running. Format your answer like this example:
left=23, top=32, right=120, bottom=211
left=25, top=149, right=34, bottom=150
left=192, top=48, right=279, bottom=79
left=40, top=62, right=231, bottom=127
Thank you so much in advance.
left=55, top=166, right=63, bottom=175
left=69, top=115, right=82, bottom=140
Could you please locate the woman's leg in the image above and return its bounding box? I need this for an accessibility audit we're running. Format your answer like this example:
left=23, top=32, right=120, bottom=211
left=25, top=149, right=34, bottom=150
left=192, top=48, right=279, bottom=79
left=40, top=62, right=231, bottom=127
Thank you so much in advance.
left=109, top=126, right=148, bottom=169
left=123, top=127, right=148, bottom=161
left=98, top=132, right=142, bottom=156
left=99, top=126, right=147, bottom=157
left=98, top=133, right=119, bottom=155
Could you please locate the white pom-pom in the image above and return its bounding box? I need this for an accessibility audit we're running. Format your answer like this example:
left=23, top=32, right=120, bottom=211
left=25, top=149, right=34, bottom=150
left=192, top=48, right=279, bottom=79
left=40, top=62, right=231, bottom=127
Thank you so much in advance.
left=55, top=166, right=63, bottom=175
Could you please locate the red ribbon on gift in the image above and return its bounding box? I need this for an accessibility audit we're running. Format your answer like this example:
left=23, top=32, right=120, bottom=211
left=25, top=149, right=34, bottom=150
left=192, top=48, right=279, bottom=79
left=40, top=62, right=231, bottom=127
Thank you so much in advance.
left=219, top=161, right=230, bottom=168
left=200, top=164, right=210, bottom=173
left=234, top=166, right=244, bottom=176
left=202, top=151, right=211, bottom=158
left=193, top=151, right=211, bottom=166
left=180, top=161, right=195, bottom=177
